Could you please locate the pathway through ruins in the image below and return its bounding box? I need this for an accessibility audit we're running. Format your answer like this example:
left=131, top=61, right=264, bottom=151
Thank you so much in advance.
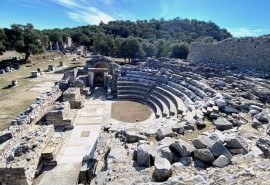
left=35, top=87, right=111, bottom=185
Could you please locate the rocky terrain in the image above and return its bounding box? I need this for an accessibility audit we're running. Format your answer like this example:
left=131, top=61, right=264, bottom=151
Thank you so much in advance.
left=87, top=57, right=270, bottom=185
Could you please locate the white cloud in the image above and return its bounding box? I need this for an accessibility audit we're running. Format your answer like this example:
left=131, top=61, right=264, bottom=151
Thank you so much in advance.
left=54, top=0, right=78, bottom=7
left=67, top=7, right=114, bottom=25
left=228, top=28, right=268, bottom=37
left=53, top=0, right=114, bottom=25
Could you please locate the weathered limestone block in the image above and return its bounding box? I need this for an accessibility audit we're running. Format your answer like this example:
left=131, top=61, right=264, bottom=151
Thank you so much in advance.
left=171, top=139, right=195, bottom=157
left=154, top=145, right=173, bottom=163
left=194, top=149, right=215, bottom=163
left=46, top=101, right=76, bottom=128
left=63, top=87, right=85, bottom=109
left=256, top=136, right=270, bottom=158
left=225, top=132, right=249, bottom=153
left=192, top=135, right=215, bottom=149
left=125, top=128, right=147, bottom=143
left=137, top=143, right=150, bottom=167
left=212, top=155, right=230, bottom=168
left=213, top=117, right=233, bottom=131
left=154, top=157, right=172, bottom=181
left=0, top=131, right=12, bottom=144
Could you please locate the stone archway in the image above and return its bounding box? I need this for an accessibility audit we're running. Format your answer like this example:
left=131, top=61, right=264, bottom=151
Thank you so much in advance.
left=88, top=62, right=109, bottom=88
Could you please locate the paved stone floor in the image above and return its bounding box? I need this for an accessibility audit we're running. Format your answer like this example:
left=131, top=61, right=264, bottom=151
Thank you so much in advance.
left=35, top=87, right=110, bottom=185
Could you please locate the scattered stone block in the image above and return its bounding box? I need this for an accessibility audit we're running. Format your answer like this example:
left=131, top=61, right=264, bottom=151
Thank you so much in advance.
left=11, top=79, right=18, bottom=86
left=137, top=143, right=150, bottom=167
left=154, top=145, right=173, bottom=163
left=214, top=98, right=226, bottom=109
left=225, top=132, right=248, bottom=153
left=31, top=71, right=40, bottom=78
left=125, top=128, right=147, bottom=143
left=156, top=127, right=175, bottom=140
left=208, top=141, right=233, bottom=159
left=194, top=149, right=215, bottom=162
left=256, top=136, right=270, bottom=158
left=154, top=157, right=172, bottom=182
left=213, top=117, right=233, bottom=131
left=48, top=64, right=55, bottom=71
left=59, top=61, right=64, bottom=66
left=212, top=155, right=230, bottom=168
left=63, top=87, right=85, bottom=109
left=192, top=135, right=215, bottom=149
left=171, top=139, right=195, bottom=157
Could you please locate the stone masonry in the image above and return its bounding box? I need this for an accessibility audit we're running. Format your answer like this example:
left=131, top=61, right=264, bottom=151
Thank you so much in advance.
left=188, top=35, right=270, bottom=72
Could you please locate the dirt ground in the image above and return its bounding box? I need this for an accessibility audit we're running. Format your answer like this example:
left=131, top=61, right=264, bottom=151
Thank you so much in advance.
left=111, top=101, right=152, bottom=123
left=0, top=52, right=85, bottom=130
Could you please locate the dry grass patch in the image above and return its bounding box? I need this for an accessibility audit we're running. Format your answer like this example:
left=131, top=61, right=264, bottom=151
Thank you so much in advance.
left=0, top=55, right=85, bottom=130
left=111, top=101, right=152, bottom=123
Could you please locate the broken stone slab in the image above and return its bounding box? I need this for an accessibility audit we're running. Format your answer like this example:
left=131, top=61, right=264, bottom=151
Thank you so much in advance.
left=208, top=130, right=226, bottom=143
left=154, top=157, right=172, bottom=182
left=215, top=80, right=226, bottom=87
left=196, top=119, right=206, bottom=129
left=194, top=149, right=215, bottom=163
left=0, top=131, right=13, bottom=144
left=251, top=146, right=264, bottom=157
left=137, top=143, right=150, bottom=167
left=158, top=137, right=177, bottom=147
left=256, top=136, right=270, bottom=158
left=209, top=111, right=219, bottom=119
left=156, top=127, right=175, bottom=140
left=223, top=106, right=239, bottom=114
left=213, top=117, right=233, bottom=131
left=208, top=141, right=233, bottom=160
left=125, top=128, right=147, bottom=143
left=214, top=98, right=226, bottom=109
left=249, top=105, right=263, bottom=112
left=108, top=145, right=128, bottom=163
left=154, top=145, right=173, bottom=163
left=254, top=109, right=270, bottom=123
left=267, top=125, right=270, bottom=136
left=192, top=135, right=215, bottom=149
left=179, top=157, right=193, bottom=166
left=172, top=122, right=185, bottom=134
left=171, top=139, right=195, bottom=157
left=212, top=155, right=230, bottom=168
left=225, top=132, right=248, bottom=153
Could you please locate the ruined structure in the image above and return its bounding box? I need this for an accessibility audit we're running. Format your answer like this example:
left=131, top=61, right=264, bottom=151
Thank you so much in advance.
left=0, top=35, right=270, bottom=184
left=188, top=35, right=270, bottom=72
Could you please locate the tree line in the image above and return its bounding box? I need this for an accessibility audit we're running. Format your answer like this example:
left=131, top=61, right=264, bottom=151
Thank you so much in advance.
left=0, top=17, right=232, bottom=62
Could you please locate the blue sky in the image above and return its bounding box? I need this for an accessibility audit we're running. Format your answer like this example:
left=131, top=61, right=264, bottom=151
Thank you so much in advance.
left=1, top=0, right=270, bottom=37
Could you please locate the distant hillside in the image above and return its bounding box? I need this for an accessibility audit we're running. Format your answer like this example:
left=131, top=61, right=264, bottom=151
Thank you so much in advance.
left=1, top=17, right=232, bottom=60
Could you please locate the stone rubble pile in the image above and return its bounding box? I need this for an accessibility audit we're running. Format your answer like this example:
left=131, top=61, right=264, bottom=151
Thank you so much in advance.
left=0, top=125, right=55, bottom=185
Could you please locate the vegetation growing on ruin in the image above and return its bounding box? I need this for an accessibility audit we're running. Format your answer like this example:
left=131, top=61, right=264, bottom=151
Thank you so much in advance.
left=0, top=17, right=232, bottom=60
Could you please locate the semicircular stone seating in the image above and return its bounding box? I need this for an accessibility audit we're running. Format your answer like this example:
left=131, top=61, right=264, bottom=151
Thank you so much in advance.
left=116, top=66, right=217, bottom=119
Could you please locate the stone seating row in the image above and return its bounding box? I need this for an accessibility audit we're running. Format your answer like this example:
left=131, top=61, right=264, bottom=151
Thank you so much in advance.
left=117, top=77, right=155, bottom=85
left=124, top=71, right=158, bottom=81
left=118, top=82, right=179, bottom=117
left=171, top=74, right=216, bottom=97
left=117, top=79, right=193, bottom=118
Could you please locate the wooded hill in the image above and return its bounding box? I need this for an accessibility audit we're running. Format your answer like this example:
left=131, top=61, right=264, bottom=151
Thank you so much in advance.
left=0, top=17, right=232, bottom=61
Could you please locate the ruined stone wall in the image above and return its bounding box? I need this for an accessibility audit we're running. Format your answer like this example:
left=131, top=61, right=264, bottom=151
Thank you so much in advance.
left=188, top=36, right=270, bottom=72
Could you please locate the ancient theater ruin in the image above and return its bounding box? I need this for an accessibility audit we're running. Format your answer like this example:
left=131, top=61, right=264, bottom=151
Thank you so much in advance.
left=0, top=35, right=270, bottom=185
